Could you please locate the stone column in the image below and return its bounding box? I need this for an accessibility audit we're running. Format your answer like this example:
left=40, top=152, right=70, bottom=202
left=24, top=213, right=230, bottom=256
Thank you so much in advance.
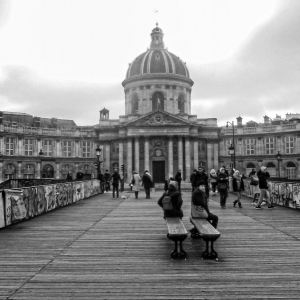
left=0, top=162, right=3, bottom=182
left=37, top=139, right=42, bottom=155
left=56, top=162, right=60, bottom=179
left=75, top=140, right=79, bottom=157
left=213, top=142, right=219, bottom=170
left=178, top=137, right=183, bottom=172
left=193, top=138, right=199, bottom=169
left=185, top=137, right=191, bottom=181
left=105, top=142, right=111, bottom=172
left=207, top=142, right=213, bottom=172
left=119, top=139, right=124, bottom=176
left=37, top=162, right=41, bottom=179
left=18, top=138, right=23, bottom=156
left=168, top=136, right=173, bottom=178
left=134, top=137, right=139, bottom=173
left=144, top=137, right=150, bottom=171
left=127, top=138, right=132, bottom=181
left=100, top=143, right=105, bottom=173
left=18, top=162, right=22, bottom=179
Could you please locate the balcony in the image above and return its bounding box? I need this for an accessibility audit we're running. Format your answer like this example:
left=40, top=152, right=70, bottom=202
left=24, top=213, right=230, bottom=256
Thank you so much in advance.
left=282, top=124, right=297, bottom=131
left=261, top=125, right=277, bottom=132
left=243, top=127, right=257, bottom=134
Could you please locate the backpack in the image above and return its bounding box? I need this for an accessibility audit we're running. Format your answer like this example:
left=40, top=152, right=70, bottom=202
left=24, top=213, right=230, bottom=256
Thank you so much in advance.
left=162, top=194, right=173, bottom=211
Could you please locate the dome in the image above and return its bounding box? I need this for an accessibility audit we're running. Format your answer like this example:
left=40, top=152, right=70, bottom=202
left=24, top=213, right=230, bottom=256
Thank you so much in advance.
left=126, top=49, right=190, bottom=78
left=126, top=25, right=190, bottom=79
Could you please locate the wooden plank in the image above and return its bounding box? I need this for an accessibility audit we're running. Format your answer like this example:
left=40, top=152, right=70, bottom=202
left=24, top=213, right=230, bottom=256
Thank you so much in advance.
left=165, top=217, right=188, bottom=237
left=190, top=217, right=220, bottom=237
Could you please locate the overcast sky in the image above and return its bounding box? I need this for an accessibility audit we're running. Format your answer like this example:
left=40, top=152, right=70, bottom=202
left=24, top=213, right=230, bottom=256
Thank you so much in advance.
left=1, top=0, right=299, bottom=126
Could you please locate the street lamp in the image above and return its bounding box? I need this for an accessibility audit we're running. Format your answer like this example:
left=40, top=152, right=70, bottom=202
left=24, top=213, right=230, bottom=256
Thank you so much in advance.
left=95, top=146, right=103, bottom=177
left=276, top=151, right=282, bottom=178
left=226, top=121, right=235, bottom=169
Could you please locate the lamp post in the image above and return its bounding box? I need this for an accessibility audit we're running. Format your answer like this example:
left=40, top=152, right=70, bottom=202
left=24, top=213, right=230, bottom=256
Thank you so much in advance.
left=226, top=121, right=235, bottom=169
left=276, top=151, right=282, bottom=178
left=95, top=146, right=103, bottom=177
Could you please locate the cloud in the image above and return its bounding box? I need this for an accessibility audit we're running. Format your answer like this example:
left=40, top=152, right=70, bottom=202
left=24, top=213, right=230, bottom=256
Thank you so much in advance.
left=190, top=0, right=300, bottom=125
left=0, top=66, right=123, bottom=125
left=0, top=0, right=10, bottom=28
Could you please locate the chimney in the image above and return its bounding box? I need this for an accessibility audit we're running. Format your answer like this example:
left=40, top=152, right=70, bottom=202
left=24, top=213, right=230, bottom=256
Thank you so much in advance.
left=236, top=116, right=243, bottom=127
left=263, top=115, right=270, bottom=124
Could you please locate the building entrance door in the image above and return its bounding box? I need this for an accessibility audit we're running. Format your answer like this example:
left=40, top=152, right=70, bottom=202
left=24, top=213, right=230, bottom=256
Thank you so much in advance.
left=152, top=161, right=165, bottom=183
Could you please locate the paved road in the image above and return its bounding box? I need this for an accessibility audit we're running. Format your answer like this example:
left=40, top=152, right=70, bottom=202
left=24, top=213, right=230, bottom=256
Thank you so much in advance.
left=1, top=189, right=300, bottom=299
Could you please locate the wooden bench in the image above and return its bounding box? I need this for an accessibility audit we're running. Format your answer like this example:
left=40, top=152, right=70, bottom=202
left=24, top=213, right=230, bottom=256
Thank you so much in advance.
left=190, top=217, right=221, bottom=260
left=165, top=217, right=188, bottom=260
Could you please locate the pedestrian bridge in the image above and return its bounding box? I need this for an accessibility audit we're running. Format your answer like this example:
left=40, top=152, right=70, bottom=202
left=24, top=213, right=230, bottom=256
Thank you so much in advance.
left=1, top=191, right=300, bottom=299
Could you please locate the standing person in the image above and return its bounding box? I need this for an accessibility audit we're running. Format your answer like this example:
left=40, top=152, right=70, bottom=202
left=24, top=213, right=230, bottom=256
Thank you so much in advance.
left=66, top=171, right=72, bottom=181
left=157, top=181, right=183, bottom=219
left=175, top=169, right=182, bottom=193
left=76, top=168, right=84, bottom=180
left=108, top=169, right=122, bottom=199
left=104, top=169, right=110, bottom=193
left=248, top=168, right=256, bottom=178
left=209, top=169, right=218, bottom=195
left=232, top=170, right=244, bottom=208
left=194, top=167, right=209, bottom=199
left=250, top=170, right=260, bottom=205
left=256, top=166, right=275, bottom=209
left=190, top=184, right=219, bottom=233
left=222, top=166, right=229, bottom=176
left=97, top=171, right=105, bottom=193
left=131, top=171, right=141, bottom=199
left=142, top=170, right=152, bottom=199
left=217, top=167, right=229, bottom=208
left=164, top=176, right=175, bottom=192
left=190, top=170, right=197, bottom=192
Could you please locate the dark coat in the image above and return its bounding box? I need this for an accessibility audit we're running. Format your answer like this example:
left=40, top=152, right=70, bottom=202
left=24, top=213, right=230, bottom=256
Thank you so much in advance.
left=232, top=176, right=245, bottom=192
left=76, top=171, right=84, bottom=180
left=192, top=189, right=210, bottom=214
left=257, top=170, right=270, bottom=189
left=142, top=174, right=152, bottom=189
left=217, top=173, right=229, bottom=185
left=98, top=173, right=105, bottom=182
left=157, top=190, right=183, bottom=219
left=104, top=172, right=110, bottom=182
left=109, top=173, right=121, bottom=186
left=193, top=171, right=209, bottom=188
left=66, top=173, right=72, bottom=181
left=190, top=173, right=196, bottom=187
left=175, top=172, right=182, bottom=183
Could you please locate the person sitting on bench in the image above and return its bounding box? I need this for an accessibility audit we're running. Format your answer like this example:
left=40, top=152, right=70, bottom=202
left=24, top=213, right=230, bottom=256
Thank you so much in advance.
left=157, top=181, right=183, bottom=219
left=190, top=184, right=218, bottom=234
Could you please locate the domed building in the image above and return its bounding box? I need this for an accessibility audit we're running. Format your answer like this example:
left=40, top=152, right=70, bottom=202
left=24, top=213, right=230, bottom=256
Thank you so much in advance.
left=96, top=24, right=219, bottom=184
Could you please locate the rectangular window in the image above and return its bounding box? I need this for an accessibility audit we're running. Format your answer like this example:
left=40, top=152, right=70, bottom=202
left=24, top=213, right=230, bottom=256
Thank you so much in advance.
left=63, top=141, right=72, bottom=157
left=82, top=141, right=91, bottom=158
left=246, top=139, right=255, bottom=155
left=24, top=139, right=34, bottom=156
left=265, top=137, right=274, bottom=155
left=285, top=136, right=294, bottom=154
left=43, top=140, right=53, bottom=157
left=112, top=143, right=119, bottom=153
left=5, top=137, right=14, bottom=155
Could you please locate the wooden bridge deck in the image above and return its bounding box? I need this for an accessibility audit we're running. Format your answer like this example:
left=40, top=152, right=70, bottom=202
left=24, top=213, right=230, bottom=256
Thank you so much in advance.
left=1, top=190, right=300, bottom=299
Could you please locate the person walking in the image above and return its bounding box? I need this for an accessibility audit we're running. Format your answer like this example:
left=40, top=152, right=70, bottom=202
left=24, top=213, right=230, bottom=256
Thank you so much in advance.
left=97, top=171, right=105, bottom=193
left=190, top=170, right=197, bottom=192
left=131, top=171, right=141, bottom=199
left=142, top=170, right=152, bottom=199
left=190, top=184, right=219, bottom=233
left=250, top=170, right=260, bottom=205
left=217, top=167, right=229, bottom=208
left=66, top=171, right=72, bottom=181
left=76, top=168, right=84, bottom=180
left=104, top=169, right=110, bottom=193
left=255, top=166, right=275, bottom=209
left=174, top=169, right=182, bottom=193
left=157, top=181, right=183, bottom=219
left=232, top=170, right=244, bottom=208
left=108, top=169, right=122, bottom=199
left=209, top=169, right=218, bottom=195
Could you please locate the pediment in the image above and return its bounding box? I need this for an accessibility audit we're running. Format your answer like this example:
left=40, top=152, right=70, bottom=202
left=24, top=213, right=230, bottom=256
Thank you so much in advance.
left=126, top=110, right=191, bottom=127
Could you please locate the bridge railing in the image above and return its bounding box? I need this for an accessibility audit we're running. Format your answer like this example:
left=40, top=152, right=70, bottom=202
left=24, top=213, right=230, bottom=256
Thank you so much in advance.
left=0, top=179, right=101, bottom=229
left=241, top=178, right=300, bottom=209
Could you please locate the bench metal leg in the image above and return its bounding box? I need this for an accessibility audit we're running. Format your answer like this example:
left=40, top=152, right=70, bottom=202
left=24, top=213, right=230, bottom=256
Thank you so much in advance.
left=168, top=236, right=187, bottom=260
left=202, top=237, right=218, bottom=260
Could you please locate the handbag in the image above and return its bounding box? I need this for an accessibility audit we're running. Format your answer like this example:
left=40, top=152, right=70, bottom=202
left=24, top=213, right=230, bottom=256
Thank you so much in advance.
left=191, top=203, right=208, bottom=219
left=131, top=176, right=135, bottom=185
left=218, top=182, right=227, bottom=190
left=250, top=176, right=259, bottom=186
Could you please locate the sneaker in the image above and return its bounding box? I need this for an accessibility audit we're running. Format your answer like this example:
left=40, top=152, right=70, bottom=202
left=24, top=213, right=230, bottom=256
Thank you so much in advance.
left=268, top=205, right=275, bottom=209
left=252, top=202, right=257, bottom=205
left=255, top=206, right=262, bottom=209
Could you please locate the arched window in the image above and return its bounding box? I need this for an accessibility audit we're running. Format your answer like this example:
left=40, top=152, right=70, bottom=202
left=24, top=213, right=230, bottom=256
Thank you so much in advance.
left=266, top=162, right=276, bottom=177
left=42, top=164, right=54, bottom=179
left=286, top=162, right=296, bottom=179
left=23, top=164, right=34, bottom=179
left=178, top=94, right=185, bottom=113
left=246, top=162, right=256, bottom=176
left=4, top=163, right=16, bottom=180
left=131, top=94, right=139, bottom=114
left=152, top=92, right=164, bottom=111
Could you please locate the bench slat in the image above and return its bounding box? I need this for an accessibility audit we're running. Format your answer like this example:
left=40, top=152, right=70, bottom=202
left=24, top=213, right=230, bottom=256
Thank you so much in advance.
left=190, top=218, right=220, bottom=238
left=166, top=218, right=188, bottom=237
